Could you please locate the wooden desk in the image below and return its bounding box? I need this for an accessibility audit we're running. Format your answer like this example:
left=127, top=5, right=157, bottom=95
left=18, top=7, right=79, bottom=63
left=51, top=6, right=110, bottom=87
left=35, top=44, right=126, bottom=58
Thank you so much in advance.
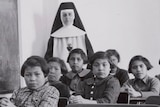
left=117, top=92, right=130, bottom=104
left=129, top=97, right=146, bottom=104
left=67, top=104, right=160, bottom=107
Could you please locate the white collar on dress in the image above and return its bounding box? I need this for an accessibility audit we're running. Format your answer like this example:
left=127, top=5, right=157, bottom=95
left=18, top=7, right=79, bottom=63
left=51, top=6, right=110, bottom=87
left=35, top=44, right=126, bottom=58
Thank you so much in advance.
left=51, top=25, right=86, bottom=38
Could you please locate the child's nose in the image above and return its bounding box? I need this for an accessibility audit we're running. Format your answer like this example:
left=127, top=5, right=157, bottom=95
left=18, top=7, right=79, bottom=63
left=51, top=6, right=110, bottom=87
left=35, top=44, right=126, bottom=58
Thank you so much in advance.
left=30, top=75, right=36, bottom=81
left=74, top=59, right=78, bottom=64
left=98, top=64, right=103, bottom=70
left=137, top=66, right=141, bottom=72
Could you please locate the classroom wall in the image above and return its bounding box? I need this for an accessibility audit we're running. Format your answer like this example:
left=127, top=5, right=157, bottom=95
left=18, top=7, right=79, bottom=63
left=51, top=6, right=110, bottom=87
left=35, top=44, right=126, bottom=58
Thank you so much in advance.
left=18, top=0, right=160, bottom=87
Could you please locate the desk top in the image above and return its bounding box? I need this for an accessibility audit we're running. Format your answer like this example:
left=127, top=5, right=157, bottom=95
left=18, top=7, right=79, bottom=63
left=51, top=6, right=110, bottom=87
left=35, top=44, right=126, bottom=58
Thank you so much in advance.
left=130, top=97, right=146, bottom=101
left=67, top=104, right=160, bottom=107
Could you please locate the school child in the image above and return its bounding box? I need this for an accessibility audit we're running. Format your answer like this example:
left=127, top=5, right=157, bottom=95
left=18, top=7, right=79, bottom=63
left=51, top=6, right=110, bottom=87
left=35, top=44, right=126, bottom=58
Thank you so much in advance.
left=106, top=49, right=129, bottom=87
left=61, top=48, right=93, bottom=94
left=47, top=57, right=70, bottom=98
left=0, top=56, right=59, bottom=107
left=69, top=51, right=120, bottom=104
left=123, top=55, right=160, bottom=98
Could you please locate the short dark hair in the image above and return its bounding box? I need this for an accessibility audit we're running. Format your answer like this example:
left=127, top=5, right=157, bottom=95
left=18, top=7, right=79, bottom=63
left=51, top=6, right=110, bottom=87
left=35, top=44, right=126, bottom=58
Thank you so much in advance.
left=47, top=57, right=68, bottom=75
left=128, top=55, right=153, bottom=73
left=67, top=48, right=88, bottom=64
left=21, top=56, right=49, bottom=77
left=105, top=49, right=120, bottom=62
left=89, top=51, right=110, bottom=68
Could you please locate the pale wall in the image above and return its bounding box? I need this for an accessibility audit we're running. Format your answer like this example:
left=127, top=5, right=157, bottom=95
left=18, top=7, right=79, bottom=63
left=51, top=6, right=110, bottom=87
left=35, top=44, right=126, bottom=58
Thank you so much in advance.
left=18, top=0, right=160, bottom=87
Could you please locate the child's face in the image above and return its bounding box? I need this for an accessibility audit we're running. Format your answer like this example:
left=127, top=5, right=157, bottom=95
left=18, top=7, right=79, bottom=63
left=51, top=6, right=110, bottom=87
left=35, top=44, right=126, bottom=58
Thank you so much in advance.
left=131, top=60, right=147, bottom=79
left=109, top=55, right=119, bottom=69
left=48, top=62, right=62, bottom=81
left=61, top=9, right=75, bottom=26
left=24, top=66, right=45, bottom=90
left=68, top=53, right=84, bottom=73
left=92, top=58, right=110, bottom=78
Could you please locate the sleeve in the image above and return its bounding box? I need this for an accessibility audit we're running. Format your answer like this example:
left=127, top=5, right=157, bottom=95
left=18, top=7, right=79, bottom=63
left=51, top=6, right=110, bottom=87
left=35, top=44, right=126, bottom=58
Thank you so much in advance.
left=60, top=75, right=71, bottom=86
left=85, top=35, right=94, bottom=60
left=96, top=78, right=121, bottom=103
left=141, top=78, right=160, bottom=98
left=39, top=87, right=60, bottom=107
left=60, top=84, right=70, bottom=98
left=44, top=37, right=54, bottom=61
left=118, top=70, right=129, bottom=86
left=10, top=89, right=19, bottom=105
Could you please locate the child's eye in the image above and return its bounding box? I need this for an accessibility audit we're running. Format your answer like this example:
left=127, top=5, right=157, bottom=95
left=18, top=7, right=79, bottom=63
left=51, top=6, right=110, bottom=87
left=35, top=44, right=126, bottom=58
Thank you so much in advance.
left=140, top=64, right=144, bottom=68
left=77, top=58, right=81, bottom=61
left=35, top=73, right=40, bottom=76
left=25, top=73, right=30, bottom=76
left=93, top=63, right=99, bottom=67
left=103, top=63, right=108, bottom=67
left=70, top=57, right=75, bottom=61
left=132, top=66, right=137, bottom=69
left=55, top=68, right=60, bottom=71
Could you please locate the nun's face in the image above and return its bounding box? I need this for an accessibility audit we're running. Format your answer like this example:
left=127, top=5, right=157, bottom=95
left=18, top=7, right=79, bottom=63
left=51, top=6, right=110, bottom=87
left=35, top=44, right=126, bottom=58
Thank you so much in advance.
left=61, top=9, right=75, bottom=26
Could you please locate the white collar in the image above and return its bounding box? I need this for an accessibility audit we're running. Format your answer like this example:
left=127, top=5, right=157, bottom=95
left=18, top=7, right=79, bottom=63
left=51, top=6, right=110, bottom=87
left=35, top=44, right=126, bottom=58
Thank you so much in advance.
left=51, top=25, right=86, bottom=38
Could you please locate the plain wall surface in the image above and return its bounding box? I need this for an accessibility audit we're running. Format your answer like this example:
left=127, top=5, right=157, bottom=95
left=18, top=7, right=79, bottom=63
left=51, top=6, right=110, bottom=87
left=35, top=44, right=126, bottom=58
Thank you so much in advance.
left=0, top=0, right=20, bottom=93
left=18, top=0, right=160, bottom=86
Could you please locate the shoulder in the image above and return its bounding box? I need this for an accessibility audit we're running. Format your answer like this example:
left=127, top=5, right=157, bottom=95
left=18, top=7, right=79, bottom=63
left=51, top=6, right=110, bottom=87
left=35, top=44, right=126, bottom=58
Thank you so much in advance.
left=84, top=76, right=119, bottom=85
left=78, top=69, right=92, bottom=77
left=106, top=75, right=120, bottom=84
left=14, top=87, right=29, bottom=94
left=147, top=76, right=160, bottom=84
left=53, top=82, right=68, bottom=90
left=65, top=72, right=76, bottom=79
left=48, top=37, right=54, bottom=41
left=117, top=68, right=128, bottom=74
left=43, top=85, right=59, bottom=93
left=41, top=85, right=59, bottom=99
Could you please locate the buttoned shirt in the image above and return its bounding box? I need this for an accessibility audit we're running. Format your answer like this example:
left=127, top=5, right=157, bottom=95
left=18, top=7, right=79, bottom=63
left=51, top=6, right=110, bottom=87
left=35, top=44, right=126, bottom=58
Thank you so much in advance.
left=127, top=75, right=160, bottom=98
left=10, top=84, right=59, bottom=107
left=61, top=69, right=93, bottom=93
left=76, top=75, right=120, bottom=103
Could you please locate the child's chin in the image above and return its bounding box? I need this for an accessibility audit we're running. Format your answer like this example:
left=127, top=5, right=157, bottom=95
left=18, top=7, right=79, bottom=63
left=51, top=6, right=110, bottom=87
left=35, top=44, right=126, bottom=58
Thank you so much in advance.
left=28, top=85, right=38, bottom=90
left=96, top=75, right=107, bottom=79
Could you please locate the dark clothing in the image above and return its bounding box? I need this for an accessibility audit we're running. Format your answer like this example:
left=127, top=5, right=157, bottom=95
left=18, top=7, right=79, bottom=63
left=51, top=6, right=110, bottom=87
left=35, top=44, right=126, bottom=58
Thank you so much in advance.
left=155, top=74, right=160, bottom=80
left=49, top=81, right=70, bottom=98
left=114, top=68, right=129, bottom=87
left=60, top=69, right=93, bottom=92
left=44, top=35, right=94, bottom=61
left=76, top=75, right=120, bottom=103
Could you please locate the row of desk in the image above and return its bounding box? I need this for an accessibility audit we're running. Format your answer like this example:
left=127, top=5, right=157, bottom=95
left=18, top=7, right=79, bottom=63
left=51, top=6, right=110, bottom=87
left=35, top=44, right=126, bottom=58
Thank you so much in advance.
left=59, top=92, right=160, bottom=107
left=118, top=92, right=147, bottom=104
left=66, top=104, right=160, bottom=107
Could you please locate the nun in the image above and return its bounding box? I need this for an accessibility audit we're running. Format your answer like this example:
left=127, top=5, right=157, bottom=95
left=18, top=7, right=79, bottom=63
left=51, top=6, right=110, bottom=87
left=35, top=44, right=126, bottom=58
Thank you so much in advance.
left=45, top=2, right=94, bottom=70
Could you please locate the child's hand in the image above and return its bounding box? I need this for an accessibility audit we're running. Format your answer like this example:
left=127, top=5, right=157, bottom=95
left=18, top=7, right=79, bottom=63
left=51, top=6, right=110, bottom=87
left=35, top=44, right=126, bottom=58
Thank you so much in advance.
left=0, top=97, right=16, bottom=107
left=69, top=95, right=84, bottom=104
left=126, top=85, right=142, bottom=97
left=122, top=83, right=131, bottom=92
